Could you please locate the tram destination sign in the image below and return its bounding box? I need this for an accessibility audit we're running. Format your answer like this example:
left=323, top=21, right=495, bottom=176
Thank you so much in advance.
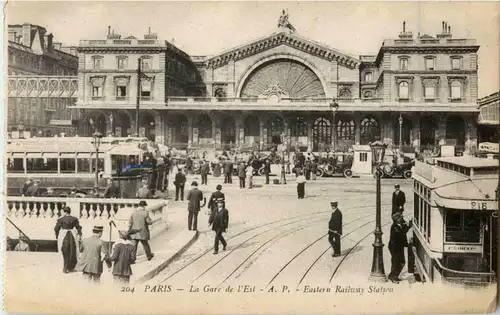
left=444, top=244, right=482, bottom=253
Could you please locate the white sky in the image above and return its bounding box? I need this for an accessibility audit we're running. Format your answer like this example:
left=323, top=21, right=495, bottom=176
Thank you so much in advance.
left=6, top=1, right=499, bottom=96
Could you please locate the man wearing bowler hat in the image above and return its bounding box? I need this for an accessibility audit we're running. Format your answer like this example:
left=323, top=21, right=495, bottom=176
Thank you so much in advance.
left=209, top=198, right=229, bottom=254
left=392, top=184, right=406, bottom=215
left=328, top=202, right=343, bottom=257
left=76, top=225, right=105, bottom=283
left=187, top=181, right=205, bottom=231
left=129, top=200, right=154, bottom=260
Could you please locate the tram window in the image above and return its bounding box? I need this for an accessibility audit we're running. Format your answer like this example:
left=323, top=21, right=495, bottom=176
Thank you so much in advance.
left=77, top=159, right=91, bottom=173
left=445, top=210, right=481, bottom=243
left=426, top=204, right=431, bottom=239
left=414, top=194, right=420, bottom=225
left=60, top=158, right=76, bottom=173
left=91, top=158, right=105, bottom=173
left=26, top=158, right=58, bottom=173
left=7, top=158, right=25, bottom=173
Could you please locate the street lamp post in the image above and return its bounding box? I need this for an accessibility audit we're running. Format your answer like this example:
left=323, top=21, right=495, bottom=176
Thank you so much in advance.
left=398, top=114, right=403, bottom=151
left=369, top=140, right=388, bottom=282
left=135, top=58, right=142, bottom=137
left=329, top=99, right=339, bottom=152
left=92, top=131, right=104, bottom=189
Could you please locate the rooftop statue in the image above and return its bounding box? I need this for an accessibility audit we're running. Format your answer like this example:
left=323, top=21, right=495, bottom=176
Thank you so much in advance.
left=278, top=9, right=296, bottom=33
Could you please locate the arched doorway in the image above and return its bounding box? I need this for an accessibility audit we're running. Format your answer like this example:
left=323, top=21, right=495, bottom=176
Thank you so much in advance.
left=420, top=116, right=436, bottom=147
left=313, top=117, right=331, bottom=152
left=172, top=115, right=188, bottom=149
left=139, top=112, right=155, bottom=141
left=392, top=116, right=412, bottom=147
left=220, top=116, right=235, bottom=150
left=267, top=115, right=285, bottom=149
left=446, top=115, right=466, bottom=146
left=197, top=114, right=212, bottom=147
left=115, top=112, right=131, bottom=137
left=360, top=117, right=380, bottom=145
left=243, top=115, right=260, bottom=148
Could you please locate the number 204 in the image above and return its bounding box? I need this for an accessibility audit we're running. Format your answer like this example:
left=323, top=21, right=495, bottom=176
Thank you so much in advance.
left=471, top=201, right=487, bottom=210
left=121, top=287, right=135, bottom=293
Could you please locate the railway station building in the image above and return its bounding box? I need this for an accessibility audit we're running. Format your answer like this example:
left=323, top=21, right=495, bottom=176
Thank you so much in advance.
left=73, top=18, right=481, bottom=153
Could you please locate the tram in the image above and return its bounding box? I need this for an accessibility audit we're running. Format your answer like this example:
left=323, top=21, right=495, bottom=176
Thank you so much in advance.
left=6, top=136, right=152, bottom=194
left=411, top=157, right=498, bottom=284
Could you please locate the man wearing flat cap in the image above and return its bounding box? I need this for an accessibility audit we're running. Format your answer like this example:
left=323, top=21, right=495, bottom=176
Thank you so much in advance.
left=392, top=184, right=406, bottom=215
left=209, top=198, right=229, bottom=254
left=76, top=225, right=105, bottom=283
left=129, top=200, right=154, bottom=260
left=328, top=202, right=343, bottom=257
left=388, top=212, right=412, bottom=283
left=187, top=181, right=205, bottom=231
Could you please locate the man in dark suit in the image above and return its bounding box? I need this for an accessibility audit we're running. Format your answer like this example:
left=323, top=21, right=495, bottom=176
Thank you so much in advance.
left=186, top=181, right=204, bottom=231
left=388, top=212, right=412, bottom=283
left=129, top=200, right=154, bottom=260
left=237, top=162, right=246, bottom=189
left=392, top=184, right=406, bottom=215
left=207, top=184, right=225, bottom=214
left=75, top=226, right=105, bottom=283
left=328, top=201, right=343, bottom=257
left=103, top=178, right=121, bottom=198
left=263, top=160, right=271, bottom=184
left=25, top=180, right=41, bottom=196
left=20, top=178, right=33, bottom=196
left=174, top=168, right=187, bottom=201
left=209, top=198, right=229, bottom=255
left=200, top=159, right=210, bottom=185
left=223, top=160, right=233, bottom=184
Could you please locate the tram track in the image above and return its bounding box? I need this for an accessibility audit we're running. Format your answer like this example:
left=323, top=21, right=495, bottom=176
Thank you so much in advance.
left=294, top=205, right=413, bottom=288
left=215, top=210, right=382, bottom=288
left=156, top=199, right=390, bottom=284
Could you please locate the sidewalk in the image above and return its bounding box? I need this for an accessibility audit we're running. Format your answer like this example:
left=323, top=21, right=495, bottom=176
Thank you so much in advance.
left=4, top=202, right=197, bottom=286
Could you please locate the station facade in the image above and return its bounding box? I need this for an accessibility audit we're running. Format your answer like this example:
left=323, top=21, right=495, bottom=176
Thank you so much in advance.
left=74, top=19, right=480, bottom=153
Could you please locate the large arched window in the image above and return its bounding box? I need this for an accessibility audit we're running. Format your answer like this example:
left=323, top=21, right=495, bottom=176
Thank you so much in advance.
left=197, top=115, right=212, bottom=139
left=450, top=81, right=462, bottom=99
left=290, top=117, right=308, bottom=137
left=360, top=117, right=380, bottom=144
left=337, top=120, right=355, bottom=140
left=399, top=81, right=409, bottom=99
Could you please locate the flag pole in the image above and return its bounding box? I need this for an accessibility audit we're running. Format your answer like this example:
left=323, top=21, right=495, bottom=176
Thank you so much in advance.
left=135, top=58, right=142, bottom=137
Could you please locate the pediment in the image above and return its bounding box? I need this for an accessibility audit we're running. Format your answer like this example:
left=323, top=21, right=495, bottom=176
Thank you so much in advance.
left=205, top=31, right=360, bottom=69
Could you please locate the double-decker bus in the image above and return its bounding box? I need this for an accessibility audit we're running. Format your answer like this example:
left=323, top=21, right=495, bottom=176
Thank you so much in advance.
left=411, top=157, right=498, bottom=284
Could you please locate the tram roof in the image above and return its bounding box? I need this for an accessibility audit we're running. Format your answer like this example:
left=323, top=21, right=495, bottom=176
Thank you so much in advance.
left=435, top=156, right=499, bottom=168
left=434, top=177, right=497, bottom=201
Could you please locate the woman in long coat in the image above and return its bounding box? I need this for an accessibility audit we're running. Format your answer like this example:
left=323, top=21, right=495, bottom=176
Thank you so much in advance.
left=54, top=206, right=82, bottom=273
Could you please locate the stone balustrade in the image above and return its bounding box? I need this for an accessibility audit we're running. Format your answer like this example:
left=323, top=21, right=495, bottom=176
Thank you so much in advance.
left=5, top=196, right=168, bottom=243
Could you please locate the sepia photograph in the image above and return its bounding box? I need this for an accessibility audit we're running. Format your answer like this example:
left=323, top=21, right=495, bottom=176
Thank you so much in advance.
left=3, top=1, right=499, bottom=314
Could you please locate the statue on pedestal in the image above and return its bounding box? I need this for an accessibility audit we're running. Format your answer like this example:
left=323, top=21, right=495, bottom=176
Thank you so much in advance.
left=278, top=9, right=296, bottom=33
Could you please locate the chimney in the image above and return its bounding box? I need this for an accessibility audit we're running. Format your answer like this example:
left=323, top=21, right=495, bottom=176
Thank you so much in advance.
left=398, top=21, right=413, bottom=39
left=47, top=33, right=54, bottom=49
left=437, top=21, right=452, bottom=39
left=144, top=26, right=158, bottom=40
left=22, top=23, right=31, bottom=47
left=108, top=26, right=111, bottom=36
left=107, top=28, right=121, bottom=39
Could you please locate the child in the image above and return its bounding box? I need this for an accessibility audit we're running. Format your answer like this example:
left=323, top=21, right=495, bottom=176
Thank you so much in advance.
left=105, top=230, right=136, bottom=284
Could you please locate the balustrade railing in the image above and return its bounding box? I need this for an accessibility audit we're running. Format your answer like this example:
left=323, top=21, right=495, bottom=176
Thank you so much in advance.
left=6, top=196, right=167, bottom=220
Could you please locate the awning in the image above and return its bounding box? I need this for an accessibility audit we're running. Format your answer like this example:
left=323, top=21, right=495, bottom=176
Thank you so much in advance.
left=107, top=145, right=143, bottom=155
left=478, top=102, right=499, bottom=125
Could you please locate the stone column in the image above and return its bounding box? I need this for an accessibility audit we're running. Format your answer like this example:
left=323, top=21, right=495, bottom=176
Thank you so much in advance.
left=411, top=114, right=420, bottom=147
left=260, top=119, right=267, bottom=151
left=154, top=114, right=165, bottom=144
left=165, top=115, right=173, bottom=145
left=235, top=115, right=244, bottom=147
left=213, top=114, right=221, bottom=150
left=106, top=112, right=114, bottom=136
left=187, top=116, right=194, bottom=148
left=466, top=114, right=478, bottom=141
left=331, top=112, right=337, bottom=150
left=307, top=117, right=313, bottom=151
left=436, top=114, right=447, bottom=145
left=354, top=113, right=361, bottom=145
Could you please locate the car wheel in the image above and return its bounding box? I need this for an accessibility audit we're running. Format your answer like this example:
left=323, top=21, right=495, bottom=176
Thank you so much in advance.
left=258, top=167, right=265, bottom=176
left=403, top=170, right=412, bottom=179
left=343, top=169, right=353, bottom=178
left=316, top=169, right=324, bottom=178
